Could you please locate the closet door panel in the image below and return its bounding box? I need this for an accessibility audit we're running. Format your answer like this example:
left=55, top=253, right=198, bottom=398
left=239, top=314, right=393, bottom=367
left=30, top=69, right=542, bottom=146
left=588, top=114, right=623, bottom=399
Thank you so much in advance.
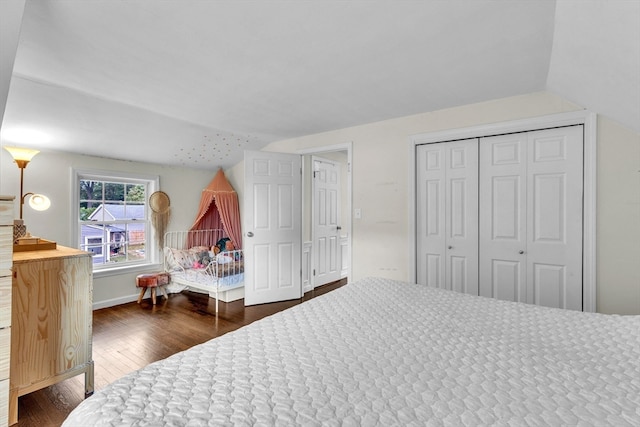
left=491, top=260, right=521, bottom=302
left=417, top=139, right=478, bottom=293
left=416, top=145, right=446, bottom=288
left=491, top=176, right=522, bottom=240
left=445, top=140, right=478, bottom=295
left=479, top=134, right=527, bottom=301
left=526, top=127, right=583, bottom=310
left=449, top=256, right=468, bottom=293
left=533, top=263, right=565, bottom=308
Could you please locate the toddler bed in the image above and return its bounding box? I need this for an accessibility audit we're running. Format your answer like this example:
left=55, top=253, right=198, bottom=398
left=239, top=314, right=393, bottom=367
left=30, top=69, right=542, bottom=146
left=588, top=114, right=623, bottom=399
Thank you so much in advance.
left=63, top=277, right=640, bottom=426
left=163, top=229, right=244, bottom=312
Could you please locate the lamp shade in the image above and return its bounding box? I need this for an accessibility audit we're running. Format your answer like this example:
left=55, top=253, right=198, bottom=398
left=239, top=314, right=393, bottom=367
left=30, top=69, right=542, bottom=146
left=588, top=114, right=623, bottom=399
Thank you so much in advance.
left=28, top=194, right=51, bottom=211
left=4, top=146, right=40, bottom=162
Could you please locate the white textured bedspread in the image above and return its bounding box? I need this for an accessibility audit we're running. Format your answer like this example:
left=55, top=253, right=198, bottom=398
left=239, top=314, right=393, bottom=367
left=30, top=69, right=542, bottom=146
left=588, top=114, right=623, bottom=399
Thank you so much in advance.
left=63, top=277, right=640, bottom=426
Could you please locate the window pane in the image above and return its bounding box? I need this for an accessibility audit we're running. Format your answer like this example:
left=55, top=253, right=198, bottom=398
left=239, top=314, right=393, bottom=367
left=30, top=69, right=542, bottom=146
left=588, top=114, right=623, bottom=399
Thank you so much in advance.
left=104, top=182, right=125, bottom=202
left=127, top=223, right=146, bottom=262
left=108, top=223, right=127, bottom=263
left=126, top=184, right=146, bottom=202
left=79, top=180, right=102, bottom=220
left=81, top=224, right=107, bottom=264
left=124, top=203, right=145, bottom=220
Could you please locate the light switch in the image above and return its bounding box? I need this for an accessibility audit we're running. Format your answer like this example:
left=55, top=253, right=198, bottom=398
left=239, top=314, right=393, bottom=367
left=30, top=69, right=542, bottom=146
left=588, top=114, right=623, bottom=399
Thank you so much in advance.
left=354, top=208, right=361, bottom=219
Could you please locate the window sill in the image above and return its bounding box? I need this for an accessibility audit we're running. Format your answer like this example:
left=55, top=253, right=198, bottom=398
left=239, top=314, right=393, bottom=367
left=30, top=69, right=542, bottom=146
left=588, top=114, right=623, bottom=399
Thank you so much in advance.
left=92, top=263, right=164, bottom=279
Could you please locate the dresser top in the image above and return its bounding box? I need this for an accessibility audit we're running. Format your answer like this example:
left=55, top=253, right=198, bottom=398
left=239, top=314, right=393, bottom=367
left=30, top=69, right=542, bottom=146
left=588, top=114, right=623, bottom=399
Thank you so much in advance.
left=13, top=245, right=92, bottom=263
left=0, top=195, right=15, bottom=201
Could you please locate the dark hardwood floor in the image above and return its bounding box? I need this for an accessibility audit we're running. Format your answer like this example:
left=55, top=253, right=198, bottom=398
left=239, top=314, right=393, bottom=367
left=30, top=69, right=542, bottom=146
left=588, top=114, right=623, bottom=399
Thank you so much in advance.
left=14, top=279, right=347, bottom=427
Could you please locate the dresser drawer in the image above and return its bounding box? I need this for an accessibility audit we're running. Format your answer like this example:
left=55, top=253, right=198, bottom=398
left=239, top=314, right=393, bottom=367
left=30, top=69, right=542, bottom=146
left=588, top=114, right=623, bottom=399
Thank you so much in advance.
left=0, top=199, right=13, bottom=226
left=0, top=275, right=10, bottom=329
left=0, top=327, right=9, bottom=380
left=0, top=378, right=8, bottom=427
left=0, top=226, right=11, bottom=271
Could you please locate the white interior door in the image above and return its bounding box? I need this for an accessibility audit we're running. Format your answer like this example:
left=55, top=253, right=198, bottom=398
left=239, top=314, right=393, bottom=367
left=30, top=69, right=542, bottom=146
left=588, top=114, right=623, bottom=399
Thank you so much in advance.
left=416, top=139, right=478, bottom=294
left=479, top=133, right=528, bottom=302
left=525, top=126, right=583, bottom=310
left=244, top=150, right=302, bottom=306
left=312, top=156, right=341, bottom=287
left=479, top=126, right=583, bottom=309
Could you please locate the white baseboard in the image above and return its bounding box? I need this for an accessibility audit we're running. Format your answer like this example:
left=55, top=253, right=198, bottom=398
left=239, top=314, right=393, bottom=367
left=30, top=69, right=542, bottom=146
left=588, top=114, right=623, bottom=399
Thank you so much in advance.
left=93, top=293, right=139, bottom=310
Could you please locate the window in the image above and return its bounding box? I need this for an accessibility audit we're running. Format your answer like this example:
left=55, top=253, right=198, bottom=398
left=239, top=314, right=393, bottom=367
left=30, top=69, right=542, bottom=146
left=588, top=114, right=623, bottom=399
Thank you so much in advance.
left=73, top=169, right=159, bottom=271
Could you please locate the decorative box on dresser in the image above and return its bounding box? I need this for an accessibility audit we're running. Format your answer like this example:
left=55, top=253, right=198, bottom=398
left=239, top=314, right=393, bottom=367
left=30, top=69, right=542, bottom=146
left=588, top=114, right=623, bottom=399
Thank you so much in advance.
left=9, top=246, right=93, bottom=425
left=0, top=196, right=14, bottom=427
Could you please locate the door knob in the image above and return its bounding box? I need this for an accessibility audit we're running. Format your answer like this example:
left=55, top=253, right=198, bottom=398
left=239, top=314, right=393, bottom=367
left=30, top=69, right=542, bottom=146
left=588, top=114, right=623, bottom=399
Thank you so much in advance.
left=247, top=232, right=254, bottom=237
left=448, top=246, right=453, bottom=250
left=519, top=250, right=524, bottom=254
left=336, top=226, right=342, bottom=230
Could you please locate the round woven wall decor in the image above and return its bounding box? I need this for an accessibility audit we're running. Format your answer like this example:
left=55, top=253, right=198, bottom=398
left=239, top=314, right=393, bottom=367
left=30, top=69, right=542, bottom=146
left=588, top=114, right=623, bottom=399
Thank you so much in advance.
left=149, top=191, right=171, bottom=248
left=149, top=191, right=170, bottom=213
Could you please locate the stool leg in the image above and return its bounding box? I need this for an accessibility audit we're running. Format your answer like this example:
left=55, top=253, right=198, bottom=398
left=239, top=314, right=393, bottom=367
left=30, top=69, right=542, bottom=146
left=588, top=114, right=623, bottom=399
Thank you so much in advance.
left=151, top=288, right=157, bottom=305
left=160, top=286, right=168, bottom=300
left=137, top=288, right=146, bottom=304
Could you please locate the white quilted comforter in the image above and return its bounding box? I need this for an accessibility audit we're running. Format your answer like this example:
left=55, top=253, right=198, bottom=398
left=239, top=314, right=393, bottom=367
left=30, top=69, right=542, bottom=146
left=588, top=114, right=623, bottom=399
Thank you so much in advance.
left=63, top=277, right=640, bottom=426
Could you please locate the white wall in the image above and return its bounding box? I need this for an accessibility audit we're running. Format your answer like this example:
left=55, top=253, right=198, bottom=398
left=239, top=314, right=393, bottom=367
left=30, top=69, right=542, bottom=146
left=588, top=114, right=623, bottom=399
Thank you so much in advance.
left=596, top=119, right=640, bottom=315
left=230, top=91, right=640, bottom=315
left=0, top=149, right=217, bottom=308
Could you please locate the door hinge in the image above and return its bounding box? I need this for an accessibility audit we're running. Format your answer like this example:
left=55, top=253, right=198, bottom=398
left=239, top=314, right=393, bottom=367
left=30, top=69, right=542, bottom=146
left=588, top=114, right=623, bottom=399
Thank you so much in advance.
left=313, top=269, right=316, bottom=276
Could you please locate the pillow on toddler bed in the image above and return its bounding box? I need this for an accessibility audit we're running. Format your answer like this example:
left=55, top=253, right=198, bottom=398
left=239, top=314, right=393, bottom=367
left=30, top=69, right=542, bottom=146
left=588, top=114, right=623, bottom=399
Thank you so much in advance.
left=164, top=246, right=209, bottom=270
left=216, top=254, right=234, bottom=264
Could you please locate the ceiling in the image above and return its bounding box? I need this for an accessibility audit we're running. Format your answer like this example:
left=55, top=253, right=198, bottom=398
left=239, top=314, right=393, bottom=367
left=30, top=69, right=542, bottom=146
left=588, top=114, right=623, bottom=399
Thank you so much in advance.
left=1, top=0, right=638, bottom=170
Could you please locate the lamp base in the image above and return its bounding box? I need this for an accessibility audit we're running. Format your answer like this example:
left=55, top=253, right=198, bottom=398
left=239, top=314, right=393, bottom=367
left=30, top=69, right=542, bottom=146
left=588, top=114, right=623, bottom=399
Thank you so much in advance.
left=13, top=219, right=26, bottom=243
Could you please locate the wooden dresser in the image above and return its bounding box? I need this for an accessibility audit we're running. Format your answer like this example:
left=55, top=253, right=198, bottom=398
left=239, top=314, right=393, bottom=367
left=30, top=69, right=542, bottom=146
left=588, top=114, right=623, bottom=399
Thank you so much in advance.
left=0, top=197, right=14, bottom=427
left=9, top=246, right=93, bottom=425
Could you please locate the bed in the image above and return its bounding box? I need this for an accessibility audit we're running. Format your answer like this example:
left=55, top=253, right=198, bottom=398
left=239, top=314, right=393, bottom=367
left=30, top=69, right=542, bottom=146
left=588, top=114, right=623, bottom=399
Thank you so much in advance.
left=63, top=277, right=640, bottom=426
left=163, top=229, right=244, bottom=312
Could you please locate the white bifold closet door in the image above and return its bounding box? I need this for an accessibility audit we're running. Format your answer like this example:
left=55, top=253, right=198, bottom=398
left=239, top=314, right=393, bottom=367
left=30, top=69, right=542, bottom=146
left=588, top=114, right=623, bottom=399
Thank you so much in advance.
left=416, top=139, right=479, bottom=295
left=479, top=126, right=584, bottom=310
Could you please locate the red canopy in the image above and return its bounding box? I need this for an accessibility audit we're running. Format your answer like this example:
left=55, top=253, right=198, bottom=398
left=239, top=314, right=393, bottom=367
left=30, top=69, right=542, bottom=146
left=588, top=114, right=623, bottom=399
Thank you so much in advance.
left=189, top=169, right=242, bottom=249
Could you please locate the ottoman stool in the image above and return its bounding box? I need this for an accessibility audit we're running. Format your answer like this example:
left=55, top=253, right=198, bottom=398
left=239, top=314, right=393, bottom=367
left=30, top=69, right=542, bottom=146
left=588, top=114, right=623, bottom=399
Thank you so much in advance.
left=136, top=272, right=170, bottom=305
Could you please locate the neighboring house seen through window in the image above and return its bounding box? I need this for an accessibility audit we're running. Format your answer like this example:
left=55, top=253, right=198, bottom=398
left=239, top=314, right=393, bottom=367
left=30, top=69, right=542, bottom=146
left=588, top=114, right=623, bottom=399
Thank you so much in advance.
left=73, top=169, right=158, bottom=271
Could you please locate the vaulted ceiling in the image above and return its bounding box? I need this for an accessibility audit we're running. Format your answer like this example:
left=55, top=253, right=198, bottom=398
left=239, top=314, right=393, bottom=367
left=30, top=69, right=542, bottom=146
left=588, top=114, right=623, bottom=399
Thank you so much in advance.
left=1, top=1, right=638, bottom=169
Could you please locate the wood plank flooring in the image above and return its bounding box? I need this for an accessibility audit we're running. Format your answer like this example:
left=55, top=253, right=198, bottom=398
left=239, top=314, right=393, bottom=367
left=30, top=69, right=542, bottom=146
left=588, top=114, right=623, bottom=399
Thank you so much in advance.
left=13, top=279, right=347, bottom=427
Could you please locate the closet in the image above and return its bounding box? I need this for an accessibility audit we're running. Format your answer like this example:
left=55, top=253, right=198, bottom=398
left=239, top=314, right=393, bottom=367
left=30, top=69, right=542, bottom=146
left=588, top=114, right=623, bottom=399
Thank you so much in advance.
left=416, top=125, right=584, bottom=310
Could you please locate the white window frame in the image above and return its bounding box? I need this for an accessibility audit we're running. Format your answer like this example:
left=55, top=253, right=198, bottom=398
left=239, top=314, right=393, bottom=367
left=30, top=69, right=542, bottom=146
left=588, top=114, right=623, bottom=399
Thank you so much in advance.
left=71, top=168, right=160, bottom=277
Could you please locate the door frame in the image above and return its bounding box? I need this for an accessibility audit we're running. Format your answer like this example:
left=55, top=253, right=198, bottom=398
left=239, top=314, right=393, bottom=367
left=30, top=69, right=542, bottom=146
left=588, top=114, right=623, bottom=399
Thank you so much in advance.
left=298, top=142, right=353, bottom=292
left=408, top=110, right=597, bottom=312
